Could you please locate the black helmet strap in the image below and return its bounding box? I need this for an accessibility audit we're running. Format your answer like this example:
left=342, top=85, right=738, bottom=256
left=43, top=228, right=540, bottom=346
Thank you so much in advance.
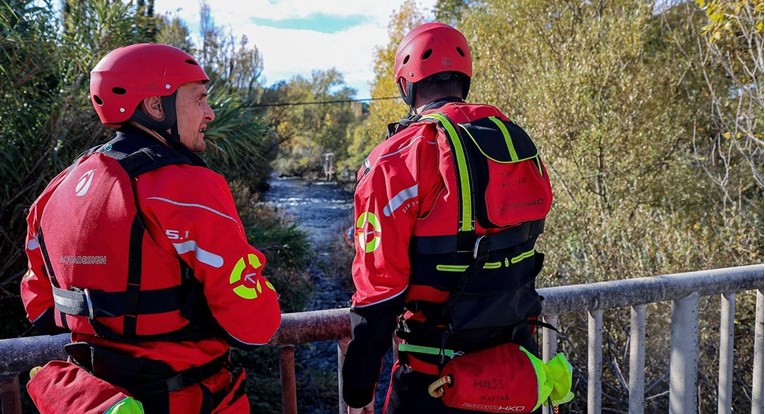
left=130, top=92, right=181, bottom=144
left=398, top=79, right=417, bottom=108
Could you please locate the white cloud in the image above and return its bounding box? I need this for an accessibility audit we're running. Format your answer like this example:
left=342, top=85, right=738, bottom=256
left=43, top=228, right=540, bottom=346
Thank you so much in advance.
left=153, top=0, right=438, bottom=97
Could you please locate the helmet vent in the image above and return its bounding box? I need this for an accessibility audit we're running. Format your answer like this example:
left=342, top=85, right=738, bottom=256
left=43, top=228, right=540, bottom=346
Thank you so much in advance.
left=422, top=49, right=432, bottom=60
left=93, top=95, right=103, bottom=105
left=456, top=47, right=465, bottom=57
left=402, top=55, right=410, bottom=65
left=185, top=59, right=200, bottom=66
left=112, top=87, right=127, bottom=95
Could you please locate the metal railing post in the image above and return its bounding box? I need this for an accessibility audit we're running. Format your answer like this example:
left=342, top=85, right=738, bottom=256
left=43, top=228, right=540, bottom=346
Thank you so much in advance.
left=0, top=376, right=20, bottom=414
left=338, top=337, right=350, bottom=414
left=542, top=314, right=559, bottom=361
left=752, top=289, right=764, bottom=414
left=719, top=293, right=735, bottom=414
left=542, top=314, right=558, bottom=414
left=669, top=292, right=700, bottom=414
left=588, top=309, right=603, bottom=414
left=629, top=304, right=646, bottom=414
left=279, top=345, right=297, bottom=414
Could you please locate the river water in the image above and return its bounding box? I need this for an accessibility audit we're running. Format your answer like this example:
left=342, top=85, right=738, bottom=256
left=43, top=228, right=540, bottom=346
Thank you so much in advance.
left=259, top=176, right=357, bottom=412
left=259, top=175, right=356, bottom=312
left=259, top=176, right=354, bottom=247
left=259, top=176, right=392, bottom=413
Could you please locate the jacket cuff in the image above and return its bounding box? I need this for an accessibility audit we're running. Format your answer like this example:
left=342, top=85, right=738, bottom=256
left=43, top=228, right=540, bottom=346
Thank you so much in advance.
left=343, top=383, right=374, bottom=409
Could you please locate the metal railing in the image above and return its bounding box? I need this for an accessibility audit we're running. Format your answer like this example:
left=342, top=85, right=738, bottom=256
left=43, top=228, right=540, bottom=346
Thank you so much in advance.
left=1, top=264, right=763, bottom=413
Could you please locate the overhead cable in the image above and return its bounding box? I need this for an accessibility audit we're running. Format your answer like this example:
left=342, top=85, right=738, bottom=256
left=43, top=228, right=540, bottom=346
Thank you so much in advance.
left=252, top=96, right=399, bottom=107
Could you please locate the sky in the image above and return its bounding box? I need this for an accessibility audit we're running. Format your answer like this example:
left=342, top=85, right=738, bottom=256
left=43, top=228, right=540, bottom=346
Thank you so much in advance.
left=152, top=0, right=439, bottom=99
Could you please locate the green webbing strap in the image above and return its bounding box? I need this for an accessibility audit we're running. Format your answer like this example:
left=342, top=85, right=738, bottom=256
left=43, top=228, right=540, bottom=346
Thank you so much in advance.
left=398, top=343, right=458, bottom=359
left=488, top=116, right=519, bottom=161
left=421, top=113, right=474, bottom=236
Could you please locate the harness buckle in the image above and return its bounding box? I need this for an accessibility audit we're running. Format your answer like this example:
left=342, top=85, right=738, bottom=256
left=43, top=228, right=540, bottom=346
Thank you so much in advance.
left=83, top=288, right=95, bottom=319
left=472, top=236, right=490, bottom=266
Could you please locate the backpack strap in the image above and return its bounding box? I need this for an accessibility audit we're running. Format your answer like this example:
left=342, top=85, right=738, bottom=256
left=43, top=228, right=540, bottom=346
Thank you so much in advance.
left=100, top=142, right=200, bottom=178
left=36, top=228, right=71, bottom=330
left=421, top=112, right=476, bottom=252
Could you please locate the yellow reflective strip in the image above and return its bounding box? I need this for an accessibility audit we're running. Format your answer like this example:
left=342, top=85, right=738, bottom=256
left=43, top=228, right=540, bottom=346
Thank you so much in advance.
left=436, top=264, right=469, bottom=272
left=483, top=261, right=502, bottom=269
left=489, top=117, right=518, bottom=161
left=423, top=114, right=473, bottom=233
left=436, top=262, right=501, bottom=272
left=511, top=249, right=535, bottom=264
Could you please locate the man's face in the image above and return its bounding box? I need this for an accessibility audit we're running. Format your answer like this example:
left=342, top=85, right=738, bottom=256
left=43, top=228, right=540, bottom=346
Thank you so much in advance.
left=175, top=82, right=214, bottom=152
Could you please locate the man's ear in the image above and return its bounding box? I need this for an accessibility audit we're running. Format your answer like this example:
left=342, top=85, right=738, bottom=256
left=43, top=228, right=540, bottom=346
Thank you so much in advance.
left=139, top=96, right=165, bottom=120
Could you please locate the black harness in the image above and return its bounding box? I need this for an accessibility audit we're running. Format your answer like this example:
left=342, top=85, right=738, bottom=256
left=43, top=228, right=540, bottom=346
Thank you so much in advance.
left=38, top=128, right=222, bottom=343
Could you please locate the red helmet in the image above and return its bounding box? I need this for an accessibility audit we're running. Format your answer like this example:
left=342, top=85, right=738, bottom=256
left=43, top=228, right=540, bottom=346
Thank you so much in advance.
left=394, top=22, right=472, bottom=105
left=90, top=43, right=209, bottom=126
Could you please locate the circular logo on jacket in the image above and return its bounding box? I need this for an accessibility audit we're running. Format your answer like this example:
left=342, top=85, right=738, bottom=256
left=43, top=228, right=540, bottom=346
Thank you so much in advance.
left=356, top=211, right=381, bottom=253
left=229, top=253, right=275, bottom=299
left=75, top=169, right=96, bottom=197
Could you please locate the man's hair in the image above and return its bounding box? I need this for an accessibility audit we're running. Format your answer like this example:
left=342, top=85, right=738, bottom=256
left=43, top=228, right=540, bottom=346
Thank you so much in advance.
left=416, top=72, right=468, bottom=103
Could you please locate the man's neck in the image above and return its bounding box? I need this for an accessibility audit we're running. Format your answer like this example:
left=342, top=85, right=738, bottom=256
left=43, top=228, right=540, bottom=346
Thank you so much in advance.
left=128, top=121, right=170, bottom=147
left=413, top=96, right=465, bottom=114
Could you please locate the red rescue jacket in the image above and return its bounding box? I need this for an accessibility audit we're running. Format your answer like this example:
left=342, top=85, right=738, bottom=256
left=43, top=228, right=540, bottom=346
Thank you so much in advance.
left=21, top=127, right=281, bottom=372
left=343, top=98, right=552, bottom=407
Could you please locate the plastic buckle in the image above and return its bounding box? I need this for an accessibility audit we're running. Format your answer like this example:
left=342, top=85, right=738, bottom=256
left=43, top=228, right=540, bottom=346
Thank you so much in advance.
left=165, top=374, right=185, bottom=393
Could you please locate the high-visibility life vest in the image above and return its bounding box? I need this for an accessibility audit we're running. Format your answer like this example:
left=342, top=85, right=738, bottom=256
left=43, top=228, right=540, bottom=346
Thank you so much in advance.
left=399, top=102, right=553, bottom=351
left=34, top=133, right=221, bottom=342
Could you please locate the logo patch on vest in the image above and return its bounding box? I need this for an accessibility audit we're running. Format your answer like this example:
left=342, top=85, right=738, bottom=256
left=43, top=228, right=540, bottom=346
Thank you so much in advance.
left=75, top=169, right=96, bottom=197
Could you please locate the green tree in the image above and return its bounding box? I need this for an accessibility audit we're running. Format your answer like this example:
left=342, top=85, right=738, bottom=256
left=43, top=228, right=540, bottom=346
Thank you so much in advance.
left=196, top=0, right=264, bottom=100
left=677, top=0, right=763, bottom=247
left=343, top=0, right=428, bottom=172
left=0, top=0, right=153, bottom=300
left=0, top=0, right=295, bottom=337
left=263, top=69, right=362, bottom=178
left=0, top=0, right=60, bottom=329
left=456, top=0, right=761, bottom=411
left=155, top=14, right=195, bottom=52
left=433, top=0, right=471, bottom=24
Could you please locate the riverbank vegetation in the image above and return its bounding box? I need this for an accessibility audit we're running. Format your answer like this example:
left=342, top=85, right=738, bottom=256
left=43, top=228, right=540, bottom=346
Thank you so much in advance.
left=0, top=0, right=761, bottom=412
